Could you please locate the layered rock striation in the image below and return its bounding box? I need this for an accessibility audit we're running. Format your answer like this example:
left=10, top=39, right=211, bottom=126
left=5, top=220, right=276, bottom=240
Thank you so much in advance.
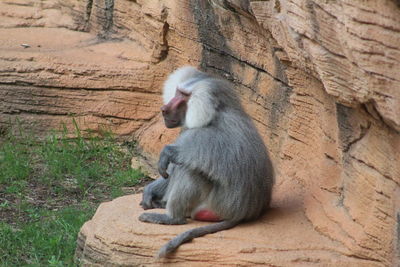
left=1, top=0, right=399, bottom=266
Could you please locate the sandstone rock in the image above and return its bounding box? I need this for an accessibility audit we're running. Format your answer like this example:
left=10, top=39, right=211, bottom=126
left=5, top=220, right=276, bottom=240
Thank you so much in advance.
left=250, top=0, right=400, bottom=132
left=76, top=194, right=380, bottom=266
left=1, top=0, right=399, bottom=266
left=0, top=0, right=172, bottom=138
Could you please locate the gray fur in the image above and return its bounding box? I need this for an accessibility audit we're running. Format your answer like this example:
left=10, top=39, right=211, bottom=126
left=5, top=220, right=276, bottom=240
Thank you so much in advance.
left=157, top=221, right=237, bottom=258
left=140, top=178, right=168, bottom=210
left=139, top=67, right=274, bottom=257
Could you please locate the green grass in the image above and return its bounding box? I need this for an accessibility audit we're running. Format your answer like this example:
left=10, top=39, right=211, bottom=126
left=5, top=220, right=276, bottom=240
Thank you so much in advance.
left=0, top=207, right=91, bottom=266
left=0, top=122, right=147, bottom=266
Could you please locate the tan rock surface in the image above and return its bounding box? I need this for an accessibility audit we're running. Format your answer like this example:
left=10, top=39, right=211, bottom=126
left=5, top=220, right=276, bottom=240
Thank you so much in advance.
left=0, top=0, right=173, bottom=139
left=76, top=194, right=377, bottom=266
left=1, top=0, right=399, bottom=266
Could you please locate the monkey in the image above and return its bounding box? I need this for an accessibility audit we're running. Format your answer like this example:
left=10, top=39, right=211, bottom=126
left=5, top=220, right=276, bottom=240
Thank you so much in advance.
left=139, top=66, right=274, bottom=258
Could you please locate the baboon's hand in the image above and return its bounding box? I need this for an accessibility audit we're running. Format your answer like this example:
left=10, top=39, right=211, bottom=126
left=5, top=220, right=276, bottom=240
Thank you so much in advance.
left=140, top=190, right=165, bottom=210
left=158, top=145, right=178, bottom=178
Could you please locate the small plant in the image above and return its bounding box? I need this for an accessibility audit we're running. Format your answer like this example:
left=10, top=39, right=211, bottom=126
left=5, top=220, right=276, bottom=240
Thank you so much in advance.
left=0, top=132, right=32, bottom=190
left=0, top=120, right=147, bottom=266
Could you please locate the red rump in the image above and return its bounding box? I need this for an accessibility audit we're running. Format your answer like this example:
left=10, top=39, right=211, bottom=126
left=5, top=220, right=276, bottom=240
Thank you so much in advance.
left=194, top=210, right=222, bottom=222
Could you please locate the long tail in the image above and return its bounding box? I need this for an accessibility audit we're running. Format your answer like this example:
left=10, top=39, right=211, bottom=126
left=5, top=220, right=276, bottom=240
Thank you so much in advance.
left=157, top=220, right=238, bottom=258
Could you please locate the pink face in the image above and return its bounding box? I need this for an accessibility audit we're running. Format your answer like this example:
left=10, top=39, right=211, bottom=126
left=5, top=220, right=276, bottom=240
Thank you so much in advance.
left=161, top=88, right=190, bottom=128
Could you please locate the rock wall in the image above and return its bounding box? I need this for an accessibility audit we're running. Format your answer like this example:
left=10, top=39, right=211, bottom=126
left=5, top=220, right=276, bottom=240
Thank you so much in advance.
left=1, top=0, right=399, bottom=266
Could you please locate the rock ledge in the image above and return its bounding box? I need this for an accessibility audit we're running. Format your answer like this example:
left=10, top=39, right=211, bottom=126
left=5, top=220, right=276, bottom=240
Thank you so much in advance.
left=75, top=194, right=381, bottom=266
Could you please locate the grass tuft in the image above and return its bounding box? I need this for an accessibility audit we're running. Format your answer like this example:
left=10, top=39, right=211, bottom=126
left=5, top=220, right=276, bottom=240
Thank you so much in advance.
left=0, top=122, right=148, bottom=266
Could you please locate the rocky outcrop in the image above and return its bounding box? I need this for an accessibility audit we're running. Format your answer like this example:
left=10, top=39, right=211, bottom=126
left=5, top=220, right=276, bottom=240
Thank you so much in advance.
left=0, top=0, right=169, bottom=136
left=76, top=194, right=380, bottom=266
left=1, top=0, right=399, bottom=266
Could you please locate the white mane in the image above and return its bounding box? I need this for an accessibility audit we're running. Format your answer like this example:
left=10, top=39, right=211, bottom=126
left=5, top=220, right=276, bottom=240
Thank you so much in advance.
left=162, top=66, right=216, bottom=129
